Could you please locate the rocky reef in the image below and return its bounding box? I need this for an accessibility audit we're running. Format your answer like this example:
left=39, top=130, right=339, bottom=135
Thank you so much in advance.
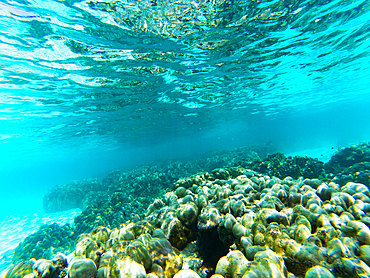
left=325, top=142, right=370, bottom=186
left=241, top=152, right=325, bottom=180
left=7, top=142, right=370, bottom=278
left=43, top=179, right=105, bottom=213
left=12, top=224, right=75, bottom=264
left=42, top=145, right=325, bottom=217
left=42, top=144, right=275, bottom=214
left=6, top=142, right=370, bottom=278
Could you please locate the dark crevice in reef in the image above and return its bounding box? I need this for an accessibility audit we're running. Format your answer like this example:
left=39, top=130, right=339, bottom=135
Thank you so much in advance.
left=197, top=226, right=229, bottom=277
left=283, top=256, right=314, bottom=277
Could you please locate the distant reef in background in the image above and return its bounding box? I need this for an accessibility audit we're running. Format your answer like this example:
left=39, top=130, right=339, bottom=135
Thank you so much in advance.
left=42, top=144, right=277, bottom=214
left=42, top=142, right=370, bottom=220
left=325, top=142, right=370, bottom=186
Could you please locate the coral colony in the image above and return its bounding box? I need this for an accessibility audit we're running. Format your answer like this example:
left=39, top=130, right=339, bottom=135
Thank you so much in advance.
left=5, top=143, right=370, bottom=278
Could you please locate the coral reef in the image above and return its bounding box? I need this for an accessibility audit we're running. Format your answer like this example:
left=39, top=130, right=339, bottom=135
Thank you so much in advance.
left=9, top=165, right=370, bottom=277
left=5, top=254, right=67, bottom=278
left=241, top=153, right=325, bottom=180
left=325, top=142, right=370, bottom=186
left=73, top=192, right=131, bottom=235
left=42, top=144, right=275, bottom=214
left=43, top=179, right=104, bottom=213
left=10, top=143, right=370, bottom=278
left=12, top=224, right=75, bottom=263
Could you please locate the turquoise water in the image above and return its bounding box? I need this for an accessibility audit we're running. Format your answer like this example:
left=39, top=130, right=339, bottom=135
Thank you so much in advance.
left=0, top=0, right=370, bottom=219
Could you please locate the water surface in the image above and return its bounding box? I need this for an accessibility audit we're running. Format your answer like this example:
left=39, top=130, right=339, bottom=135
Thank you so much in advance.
left=0, top=0, right=370, bottom=217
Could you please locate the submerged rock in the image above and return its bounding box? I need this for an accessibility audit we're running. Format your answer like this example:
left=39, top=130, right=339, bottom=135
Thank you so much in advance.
left=215, top=250, right=249, bottom=278
left=5, top=254, right=67, bottom=278
left=68, top=258, right=97, bottom=278
left=305, top=265, right=334, bottom=278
